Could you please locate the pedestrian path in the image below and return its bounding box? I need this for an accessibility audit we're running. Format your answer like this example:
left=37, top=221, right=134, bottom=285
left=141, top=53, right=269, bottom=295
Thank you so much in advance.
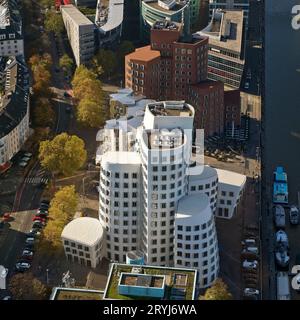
left=24, top=176, right=49, bottom=185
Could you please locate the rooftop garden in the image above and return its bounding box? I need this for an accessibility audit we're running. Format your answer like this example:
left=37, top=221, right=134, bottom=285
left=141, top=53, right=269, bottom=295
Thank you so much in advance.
left=54, top=288, right=103, bottom=300
left=104, top=264, right=196, bottom=300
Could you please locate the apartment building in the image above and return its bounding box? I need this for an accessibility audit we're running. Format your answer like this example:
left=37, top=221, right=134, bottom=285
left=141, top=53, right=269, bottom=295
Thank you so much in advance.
left=97, top=100, right=246, bottom=288
left=195, top=9, right=245, bottom=88
left=0, top=57, right=30, bottom=168
left=61, top=5, right=95, bottom=66
left=0, top=0, right=24, bottom=57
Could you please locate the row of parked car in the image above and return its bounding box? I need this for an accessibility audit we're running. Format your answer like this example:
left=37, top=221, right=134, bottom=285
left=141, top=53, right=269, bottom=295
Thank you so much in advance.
left=273, top=205, right=299, bottom=269
left=241, top=225, right=260, bottom=299
left=18, top=152, right=32, bottom=168
left=14, top=200, right=50, bottom=273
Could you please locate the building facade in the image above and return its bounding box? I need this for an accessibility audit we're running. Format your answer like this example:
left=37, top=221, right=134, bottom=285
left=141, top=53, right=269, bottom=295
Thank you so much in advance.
left=97, top=100, right=246, bottom=288
left=195, top=9, right=245, bottom=89
left=61, top=217, right=104, bottom=268
left=0, top=0, right=24, bottom=57
left=61, top=5, right=95, bottom=66
left=0, top=57, right=30, bottom=168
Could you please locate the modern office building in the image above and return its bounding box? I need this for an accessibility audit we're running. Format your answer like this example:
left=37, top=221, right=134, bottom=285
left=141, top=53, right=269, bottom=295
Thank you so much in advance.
left=0, top=56, right=30, bottom=169
left=195, top=9, right=245, bottom=88
left=103, top=263, right=198, bottom=299
left=97, top=100, right=246, bottom=287
left=208, top=0, right=249, bottom=26
left=61, top=5, right=95, bottom=66
left=140, top=0, right=191, bottom=40
left=0, top=0, right=24, bottom=57
left=95, top=0, right=124, bottom=48
left=61, top=217, right=104, bottom=268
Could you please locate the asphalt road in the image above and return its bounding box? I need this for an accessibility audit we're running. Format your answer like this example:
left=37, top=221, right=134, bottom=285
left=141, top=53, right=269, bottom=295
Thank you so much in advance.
left=0, top=25, right=72, bottom=275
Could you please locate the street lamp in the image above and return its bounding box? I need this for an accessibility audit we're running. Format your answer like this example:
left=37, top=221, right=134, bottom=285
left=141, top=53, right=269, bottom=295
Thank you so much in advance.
left=46, top=269, right=49, bottom=285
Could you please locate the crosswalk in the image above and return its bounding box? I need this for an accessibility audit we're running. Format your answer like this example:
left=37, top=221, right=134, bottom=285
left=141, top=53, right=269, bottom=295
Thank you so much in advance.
left=25, top=176, right=49, bottom=185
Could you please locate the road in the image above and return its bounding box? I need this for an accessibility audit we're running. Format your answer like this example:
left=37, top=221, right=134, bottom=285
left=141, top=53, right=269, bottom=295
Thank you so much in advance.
left=0, top=15, right=72, bottom=275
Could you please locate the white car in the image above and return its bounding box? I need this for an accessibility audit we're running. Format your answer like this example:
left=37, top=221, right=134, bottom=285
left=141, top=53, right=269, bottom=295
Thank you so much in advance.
left=244, top=82, right=250, bottom=89
left=289, top=206, right=299, bottom=225
left=18, top=161, right=28, bottom=168
left=243, top=260, right=258, bottom=269
left=244, top=288, right=259, bottom=296
left=242, top=246, right=259, bottom=255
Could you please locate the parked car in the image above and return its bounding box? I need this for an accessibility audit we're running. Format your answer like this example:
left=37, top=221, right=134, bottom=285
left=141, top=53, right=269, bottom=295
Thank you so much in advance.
left=21, top=250, right=33, bottom=260
left=18, top=161, right=28, bottom=168
left=32, top=216, right=46, bottom=223
left=244, top=288, right=259, bottom=297
left=242, top=260, right=258, bottom=270
left=23, top=152, right=32, bottom=158
left=29, top=229, right=41, bottom=236
left=25, top=237, right=35, bottom=245
left=15, top=262, right=31, bottom=272
left=244, top=82, right=250, bottom=89
left=275, top=230, right=289, bottom=247
left=37, top=208, right=48, bottom=214
left=274, top=205, right=286, bottom=228
left=289, top=206, right=299, bottom=225
left=2, top=296, right=11, bottom=300
left=24, top=244, right=34, bottom=252
left=40, top=200, right=50, bottom=206
left=242, top=239, right=256, bottom=247
left=2, top=213, right=10, bottom=221
left=277, top=272, right=291, bottom=300
left=242, top=246, right=259, bottom=255
left=32, top=221, right=45, bottom=228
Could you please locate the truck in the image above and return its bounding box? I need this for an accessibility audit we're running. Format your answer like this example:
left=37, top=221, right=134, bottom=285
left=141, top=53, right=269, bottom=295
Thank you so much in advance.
left=277, top=272, right=291, bottom=300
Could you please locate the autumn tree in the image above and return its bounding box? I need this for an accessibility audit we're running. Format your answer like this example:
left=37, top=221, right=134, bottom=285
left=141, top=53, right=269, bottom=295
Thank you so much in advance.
left=72, top=65, right=108, bottom=127
left=9, top=273, right=49, bottom=300
left=59, top=54, right=73, bottom=74
left=39, top=133, right=87, bottom=177
left=45, top=11, right=64, bottom=36
left=32, top=98, right=55, bottom=127
left=38, top=185, right=78, bottom=255
left=201, top=278, right=233, bottom=300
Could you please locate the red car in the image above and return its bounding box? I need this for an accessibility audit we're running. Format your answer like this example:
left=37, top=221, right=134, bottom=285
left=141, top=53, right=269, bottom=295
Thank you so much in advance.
left=32, top=216, right=46, bottom=223
left=3, top=213, right=10, bottom=221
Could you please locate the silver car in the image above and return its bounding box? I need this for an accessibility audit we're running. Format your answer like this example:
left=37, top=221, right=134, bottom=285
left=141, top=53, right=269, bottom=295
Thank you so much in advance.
left=274, top=205, right=285, bottom=228
left=289, top=206, right=299, bottom=225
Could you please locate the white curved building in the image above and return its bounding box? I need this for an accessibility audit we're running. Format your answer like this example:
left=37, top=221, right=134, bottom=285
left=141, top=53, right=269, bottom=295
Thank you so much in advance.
left=97, top=99, right=245, bottom=287
left=99, top=151, right=141, bottom=263
left=175, top=194, right=219, bottom=288
left=61, top=217, right=104, bottom=268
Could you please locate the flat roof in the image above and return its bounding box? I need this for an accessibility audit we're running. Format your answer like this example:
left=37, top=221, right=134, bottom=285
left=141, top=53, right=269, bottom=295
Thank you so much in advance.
left=61, top=4, right=95, bottom=26
left=101, top=151, right=141, bottom=165
left=98, top=0, right=124, bottom=32
left=103, top=263, right=197, bottom=300
left=147, top=101, right=194, bottom=117
left=143, top=0, right=188, bottom=13
left=216, top=168, right=246, bottom=187
left=61, top=217, right=103, bottom=247
left=188, top=164, right=218, bottom=181
left=50, top=287, right=104, bottom=300
left=127, top=45, right=160, bottom=62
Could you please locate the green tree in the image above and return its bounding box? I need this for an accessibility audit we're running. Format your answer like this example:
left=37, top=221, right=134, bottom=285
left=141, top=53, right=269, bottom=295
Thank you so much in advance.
left=117, top=40, right=135, bottom=71
left=93, top=49, right=117, bottom=78
left=45, top=11, right=64, bottom=36
left=77, top=97, right=107, bottom=128
left=9, top=273, right=49, bottom=300
left=201, top=279, right=233, bottom=300
left=39, top=133, right=87, bottom=176
left=59, top=54, right=73, bottom=74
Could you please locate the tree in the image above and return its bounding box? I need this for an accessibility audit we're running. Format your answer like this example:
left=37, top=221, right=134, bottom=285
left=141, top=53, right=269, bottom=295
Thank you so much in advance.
left=201, top=278, right=233, bottom=300
left=9, top=273, right=49, bottom=300
left=117, top=40, right=135, bottom=71
left=59, top=54, right=73, bottom=74
left=93, top=49, right=117, bottom=78
left=45, top=11, right=64, bottom=36
left=32, top=98, right=55, bottom=127
left=39, top=133, right=87, bottom=177
left=38, top=185, right=78, bottom=254
left=77, top=97, right=107, bottom=128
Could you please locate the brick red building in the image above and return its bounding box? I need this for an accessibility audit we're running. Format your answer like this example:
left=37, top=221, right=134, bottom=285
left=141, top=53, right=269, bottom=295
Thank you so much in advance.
left=224, top=89, right=241, bottom=132
left=125, top=20, right=240, bottom=137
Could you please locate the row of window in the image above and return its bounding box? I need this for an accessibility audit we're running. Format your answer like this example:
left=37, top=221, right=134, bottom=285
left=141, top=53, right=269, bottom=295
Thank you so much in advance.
left=101, top=170, right=138, bottom=179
